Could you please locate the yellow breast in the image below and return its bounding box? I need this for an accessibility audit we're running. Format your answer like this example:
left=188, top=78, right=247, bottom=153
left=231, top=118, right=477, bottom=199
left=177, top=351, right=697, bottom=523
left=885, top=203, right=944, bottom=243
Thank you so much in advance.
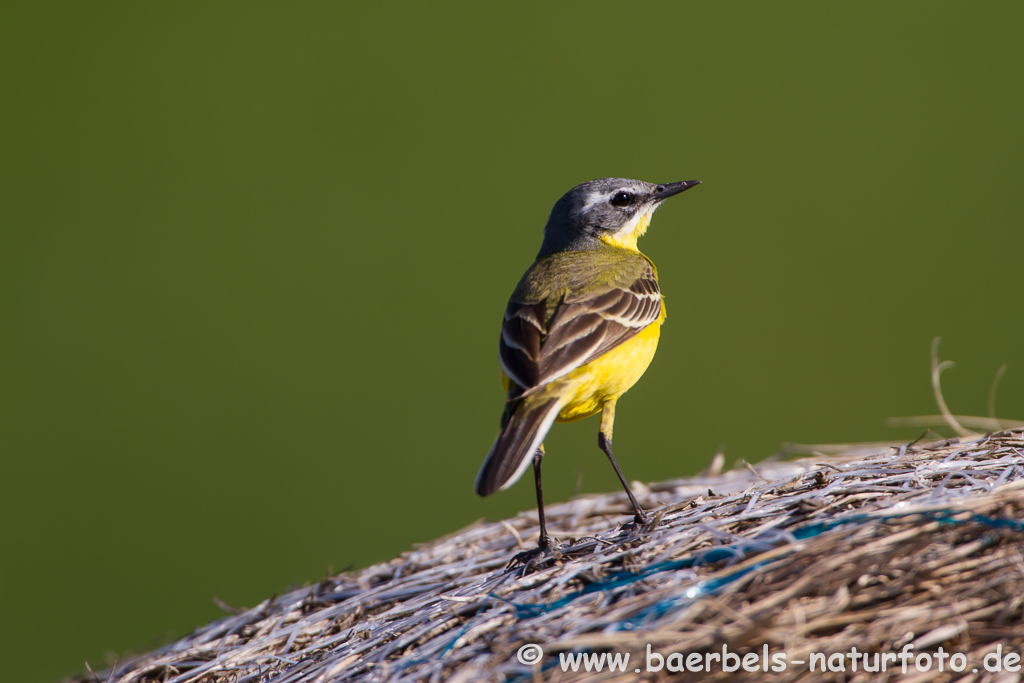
left=554, top=299, right=666, bottom=422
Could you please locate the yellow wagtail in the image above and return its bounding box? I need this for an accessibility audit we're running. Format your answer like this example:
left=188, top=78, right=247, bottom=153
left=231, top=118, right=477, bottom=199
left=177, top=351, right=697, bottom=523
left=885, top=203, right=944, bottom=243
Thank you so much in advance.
left=475, top=177, right=700, bottom=549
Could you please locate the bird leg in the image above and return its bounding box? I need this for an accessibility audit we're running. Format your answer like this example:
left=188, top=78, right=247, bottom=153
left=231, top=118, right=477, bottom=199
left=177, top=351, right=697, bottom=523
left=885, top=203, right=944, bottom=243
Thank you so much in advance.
left=532, top=445, right=552, bottom=548
left=599, top=402, right=649, bottom=525
left=506, top=446, right=553, bottom=570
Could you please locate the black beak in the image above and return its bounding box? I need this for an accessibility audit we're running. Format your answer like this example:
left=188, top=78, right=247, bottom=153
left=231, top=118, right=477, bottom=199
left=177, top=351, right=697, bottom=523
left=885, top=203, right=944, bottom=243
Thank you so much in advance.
left=651, top=180, right=701, bottom=202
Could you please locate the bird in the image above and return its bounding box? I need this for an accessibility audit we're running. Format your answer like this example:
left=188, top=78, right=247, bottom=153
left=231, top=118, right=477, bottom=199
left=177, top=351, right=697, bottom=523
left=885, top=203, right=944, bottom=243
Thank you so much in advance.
left=474, top=177, right=701, bottom=551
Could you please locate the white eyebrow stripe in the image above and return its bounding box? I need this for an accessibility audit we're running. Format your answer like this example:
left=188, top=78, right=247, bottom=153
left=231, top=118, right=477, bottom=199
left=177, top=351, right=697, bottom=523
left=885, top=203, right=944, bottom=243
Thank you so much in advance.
left=580, top=190, right=613, bottom=212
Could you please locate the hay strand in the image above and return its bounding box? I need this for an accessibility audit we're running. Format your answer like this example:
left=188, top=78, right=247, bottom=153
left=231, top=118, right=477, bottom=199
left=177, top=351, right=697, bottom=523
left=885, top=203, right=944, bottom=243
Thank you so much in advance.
left=75, top=429, right=1024, bottom=683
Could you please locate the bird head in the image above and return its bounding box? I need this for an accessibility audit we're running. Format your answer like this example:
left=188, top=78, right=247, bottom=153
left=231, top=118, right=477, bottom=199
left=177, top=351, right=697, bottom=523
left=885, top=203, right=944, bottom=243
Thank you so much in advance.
left=539, top=178, right=700, bottom=255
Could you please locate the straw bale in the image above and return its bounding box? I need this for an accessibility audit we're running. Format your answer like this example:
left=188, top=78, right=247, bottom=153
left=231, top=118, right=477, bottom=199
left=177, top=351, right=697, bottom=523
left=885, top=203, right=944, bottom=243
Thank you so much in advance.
left=74, top=429, right=1024, bottom=683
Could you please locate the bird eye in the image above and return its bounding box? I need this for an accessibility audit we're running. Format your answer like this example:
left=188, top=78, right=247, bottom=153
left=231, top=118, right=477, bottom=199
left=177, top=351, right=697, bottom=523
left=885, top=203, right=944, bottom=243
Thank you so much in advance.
left=610, top=191, right=634, bottom=208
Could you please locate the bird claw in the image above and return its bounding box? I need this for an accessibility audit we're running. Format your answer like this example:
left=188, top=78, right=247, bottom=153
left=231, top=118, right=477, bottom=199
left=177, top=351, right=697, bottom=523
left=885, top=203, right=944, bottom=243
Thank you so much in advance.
left=506, top=537, right=562, bottom=572
left=617, top=513, right=654, bottom=538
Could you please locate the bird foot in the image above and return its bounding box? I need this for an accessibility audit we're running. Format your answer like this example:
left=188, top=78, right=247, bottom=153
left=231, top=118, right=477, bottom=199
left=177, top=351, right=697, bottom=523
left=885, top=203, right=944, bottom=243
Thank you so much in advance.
left=617, top=512, right=653, bottom=538
left=506, top=536, right=562, bottom=572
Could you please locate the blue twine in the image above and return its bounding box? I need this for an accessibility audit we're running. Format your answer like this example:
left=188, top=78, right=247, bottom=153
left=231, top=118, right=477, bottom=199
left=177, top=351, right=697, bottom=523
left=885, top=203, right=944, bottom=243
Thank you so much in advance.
left=500, top=506, right=1023, bottom=624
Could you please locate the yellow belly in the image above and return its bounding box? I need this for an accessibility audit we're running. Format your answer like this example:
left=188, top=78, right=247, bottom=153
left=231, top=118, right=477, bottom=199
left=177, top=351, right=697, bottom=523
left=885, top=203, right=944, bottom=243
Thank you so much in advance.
left=554, top=316, right=663, bottom=422
left=500, top=300, right=666, bottom=421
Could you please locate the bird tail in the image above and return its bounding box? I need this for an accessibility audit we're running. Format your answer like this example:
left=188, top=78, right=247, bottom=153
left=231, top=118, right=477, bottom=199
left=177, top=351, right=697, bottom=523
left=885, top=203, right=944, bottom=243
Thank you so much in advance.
left=475, top=398, right=560, bottom=497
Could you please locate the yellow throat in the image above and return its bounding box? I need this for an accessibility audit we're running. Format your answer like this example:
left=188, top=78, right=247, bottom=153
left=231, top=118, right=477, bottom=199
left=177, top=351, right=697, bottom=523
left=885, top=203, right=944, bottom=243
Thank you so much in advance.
left=597, top=208, right=654, bottom=252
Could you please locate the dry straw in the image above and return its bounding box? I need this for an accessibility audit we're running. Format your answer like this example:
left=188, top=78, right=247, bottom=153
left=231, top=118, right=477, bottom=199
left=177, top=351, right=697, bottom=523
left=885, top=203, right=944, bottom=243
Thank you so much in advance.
left=78, top=346, right=1024, bottom=682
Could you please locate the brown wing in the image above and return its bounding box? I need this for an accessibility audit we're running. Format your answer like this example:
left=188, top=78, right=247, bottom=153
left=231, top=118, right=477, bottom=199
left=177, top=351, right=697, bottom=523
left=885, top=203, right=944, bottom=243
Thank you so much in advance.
left=498, top=298, right=548, bottom=391
left=499, top=272, right=661, bottom=399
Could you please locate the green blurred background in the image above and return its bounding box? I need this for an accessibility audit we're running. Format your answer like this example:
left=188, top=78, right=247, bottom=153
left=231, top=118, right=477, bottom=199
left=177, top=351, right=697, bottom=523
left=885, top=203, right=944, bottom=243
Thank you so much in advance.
left=2, top=2, right=1022, bottom=680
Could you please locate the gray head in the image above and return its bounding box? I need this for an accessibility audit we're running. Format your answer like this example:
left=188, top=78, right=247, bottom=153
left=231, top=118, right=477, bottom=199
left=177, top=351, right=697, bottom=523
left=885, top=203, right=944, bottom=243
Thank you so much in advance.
left=538, top=177, right=700, bottom=256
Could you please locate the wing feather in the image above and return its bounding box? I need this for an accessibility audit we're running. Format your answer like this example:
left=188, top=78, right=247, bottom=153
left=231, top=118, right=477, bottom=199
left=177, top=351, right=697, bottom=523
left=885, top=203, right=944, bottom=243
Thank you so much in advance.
left=498, top=299, right=546, bottom=389
left=498, top=270, right=662, bottom=399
